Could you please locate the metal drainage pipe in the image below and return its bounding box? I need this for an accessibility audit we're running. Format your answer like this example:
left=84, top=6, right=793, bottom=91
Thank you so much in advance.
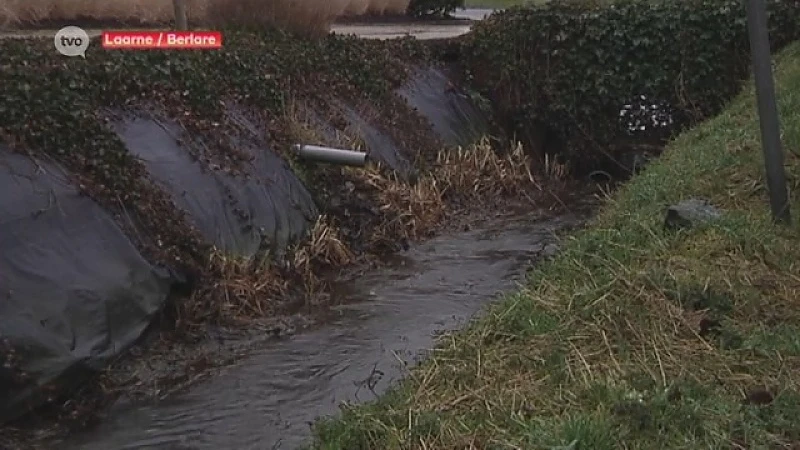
left=292, top=144, right=368, bottom=167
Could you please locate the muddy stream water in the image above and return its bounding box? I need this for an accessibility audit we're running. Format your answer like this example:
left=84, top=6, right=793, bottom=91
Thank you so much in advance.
left=58, top=210, right=588, bottom=450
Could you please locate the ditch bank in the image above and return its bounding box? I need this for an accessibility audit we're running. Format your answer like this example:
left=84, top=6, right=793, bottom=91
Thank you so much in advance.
left=9, top=0, right=796, bottom=443
left=55, top=210, right=590, bottom=450
left=0, top=24, right=586, bottom=445
left=310, top=41, right=800, bottom=450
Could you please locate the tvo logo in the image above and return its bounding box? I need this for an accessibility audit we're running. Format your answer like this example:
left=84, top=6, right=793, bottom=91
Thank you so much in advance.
left=54, top=26, right=90, bottom=57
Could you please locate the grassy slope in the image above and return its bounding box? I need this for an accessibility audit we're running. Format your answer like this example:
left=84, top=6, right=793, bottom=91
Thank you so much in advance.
left=310, top=42, right=800, bottom=449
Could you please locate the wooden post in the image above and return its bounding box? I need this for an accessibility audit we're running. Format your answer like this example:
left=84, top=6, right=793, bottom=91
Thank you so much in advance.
left=745, top=0, right=790, bottom=223
left=173, top=0, right=188, bottom=30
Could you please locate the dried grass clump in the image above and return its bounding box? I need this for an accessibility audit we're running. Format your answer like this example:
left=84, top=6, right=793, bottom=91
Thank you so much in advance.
left=203, top=0, right=342, bottom=35
left=543, top=152, right=570, bottom=180
left=346, top=164, right=444, bottom=245
left=180, top=215, right=353, bottom=327
left=180, top=248, right=290, bottom=328
left=340, top=138, right=544, bottom=247
left=363, top=0, right=411, bottom=15
left=0, top=0, right=411, bottom=32
left=292, top=215, right=354, bottom=293
left=435, top=137, right=541, bottom=200
left=0, top=0, right=207, bottom=27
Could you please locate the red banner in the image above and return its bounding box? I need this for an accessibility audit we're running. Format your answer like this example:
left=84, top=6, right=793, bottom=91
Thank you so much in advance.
left=101, top=31, right=223, bottom=49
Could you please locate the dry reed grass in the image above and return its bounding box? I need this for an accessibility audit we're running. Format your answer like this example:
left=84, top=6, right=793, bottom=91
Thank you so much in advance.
left=179, top=248, right=289, bottom=327
left=291, top=214, right=354, bottom=294
left=543, top=152, right=569, bottom=179
left=355, top=164, right=446, bottom=244
left=348, top=137, right=542, bottom=246
left=0, top=0, right=411, bottom=32
left=180, top=215, right=353, bottom=327
left=183, top=105, right=543, bottom=327
left=435, top=137, right=541, bottom=199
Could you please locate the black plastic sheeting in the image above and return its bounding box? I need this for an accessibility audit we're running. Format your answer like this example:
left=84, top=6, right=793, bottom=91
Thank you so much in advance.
left=0, top=147, right=175, bottom=423
left=296, top=100, right=413, bottom=175
left=109, top=109, right=318, bottom=259
left=397, top=67, right=490, bottom=149
left=337, top=103, right=413, bottom=174
left=0, top=69, right=490, bottom=425
left=281, top=69, right=491, bottom=178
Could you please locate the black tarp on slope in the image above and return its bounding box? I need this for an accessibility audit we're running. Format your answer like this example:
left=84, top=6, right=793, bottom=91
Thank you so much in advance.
left=338, top=103, right=413, bottom=175
left=397, top=67, right=490, bottom=149
left=297, top=100, right=414, bottom=175
left=110, top=110, right=318, bottom=259
left=0, top=147, right=175, bottom=423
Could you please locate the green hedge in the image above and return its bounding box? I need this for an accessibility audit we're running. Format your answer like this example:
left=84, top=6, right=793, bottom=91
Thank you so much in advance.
left=407, top=0, right=465, bottom=17
left=459, top=0, right=800, bottom=172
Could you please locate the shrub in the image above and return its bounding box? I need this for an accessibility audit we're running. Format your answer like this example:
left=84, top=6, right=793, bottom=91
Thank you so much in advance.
left=407, top=0, right=465, bottom=17
left=459, top=0, right=800, bottom=172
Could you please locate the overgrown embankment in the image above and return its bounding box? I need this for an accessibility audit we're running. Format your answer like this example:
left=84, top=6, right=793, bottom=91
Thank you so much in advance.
left=0, top=28, right=436, bottom=311
left=311, top=42, right=800, bottom=449
left=0, top=22, right=567, bottom=436
left=456, top=0, right=800, bottom=175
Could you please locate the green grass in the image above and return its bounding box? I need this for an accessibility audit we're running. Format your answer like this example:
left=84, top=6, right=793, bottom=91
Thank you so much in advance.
left=309, top=42, right=800, bottom=449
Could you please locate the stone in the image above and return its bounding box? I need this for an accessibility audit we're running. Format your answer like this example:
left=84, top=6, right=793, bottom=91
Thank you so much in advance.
left=664, top=198, right=722, bottom=230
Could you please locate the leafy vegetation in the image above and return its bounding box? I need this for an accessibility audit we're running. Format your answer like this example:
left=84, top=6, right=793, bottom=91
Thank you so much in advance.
left=407, top=0, right=465, bottom=16
left=459, top=0, right=800, bottom=173
left=0, top=29, right=432, bottom=276
left=310, top=41, right=800, bottom=449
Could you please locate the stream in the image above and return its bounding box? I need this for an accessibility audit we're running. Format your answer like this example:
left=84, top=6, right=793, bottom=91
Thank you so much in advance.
left=57, top=210, right=587, bottom=450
